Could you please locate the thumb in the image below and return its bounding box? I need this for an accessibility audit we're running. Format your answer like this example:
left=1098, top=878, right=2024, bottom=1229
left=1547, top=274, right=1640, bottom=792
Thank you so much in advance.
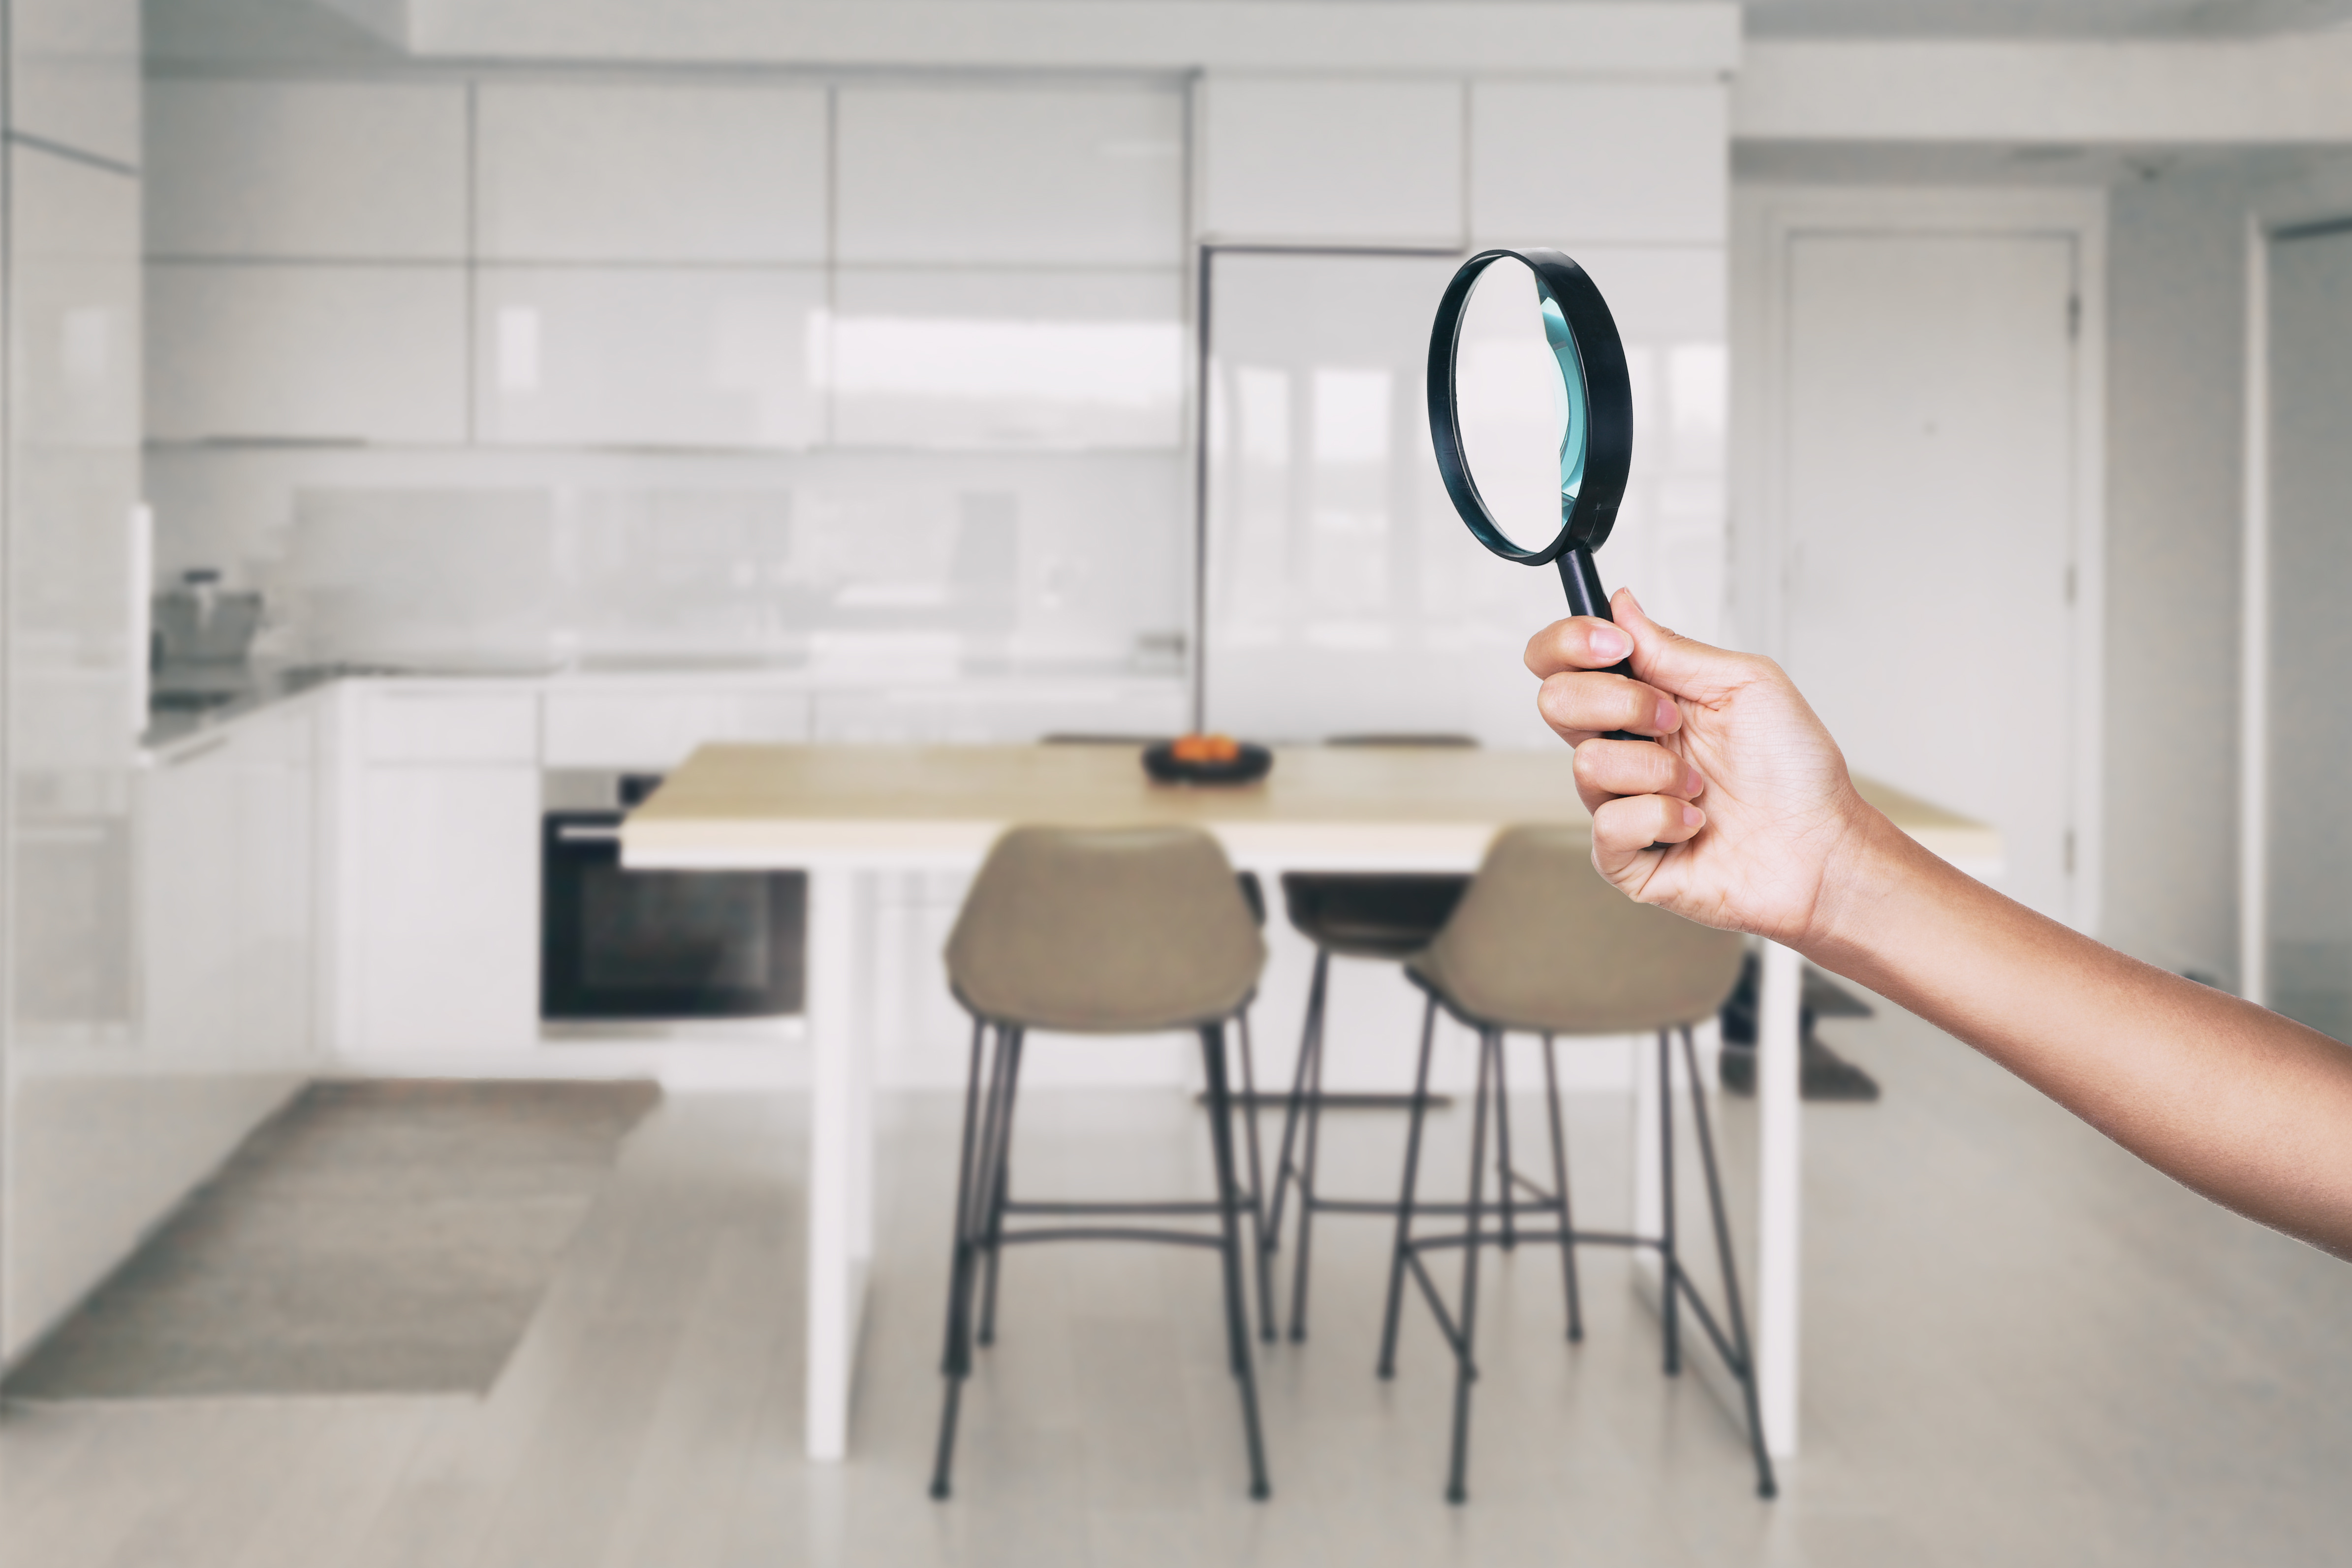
left=1612, top=588, right=1741, bottom=705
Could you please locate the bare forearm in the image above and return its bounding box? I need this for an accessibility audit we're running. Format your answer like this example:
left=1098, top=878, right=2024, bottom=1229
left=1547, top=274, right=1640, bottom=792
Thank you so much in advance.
left=1806, top=812, right=2352, bottom=1258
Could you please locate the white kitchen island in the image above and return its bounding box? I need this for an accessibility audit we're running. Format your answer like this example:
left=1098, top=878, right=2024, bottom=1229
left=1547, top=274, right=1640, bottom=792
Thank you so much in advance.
left=622, top=742, right=2001, bottom=1462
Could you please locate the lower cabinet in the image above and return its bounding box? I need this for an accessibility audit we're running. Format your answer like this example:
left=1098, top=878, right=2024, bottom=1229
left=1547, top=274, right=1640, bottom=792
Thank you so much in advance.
left=141, top=699, right=317, bottom=1064
left=335, top=685, right=540, bottom=1057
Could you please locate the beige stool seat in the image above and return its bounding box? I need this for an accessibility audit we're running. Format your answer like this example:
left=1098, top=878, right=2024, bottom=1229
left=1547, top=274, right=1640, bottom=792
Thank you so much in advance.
left=929, top=825, right=1274, bottom=1503
left=1378, top=824, right=1775, bottom=1505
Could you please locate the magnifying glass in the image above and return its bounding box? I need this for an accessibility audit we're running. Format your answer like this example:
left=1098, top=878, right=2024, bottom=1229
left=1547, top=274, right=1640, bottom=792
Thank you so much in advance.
left=1427, top=248, right=1645, bottom=731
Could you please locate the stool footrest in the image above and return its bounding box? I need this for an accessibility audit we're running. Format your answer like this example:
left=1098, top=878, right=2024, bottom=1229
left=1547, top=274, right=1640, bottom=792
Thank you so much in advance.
left=996, top=1225, right=1226, bottom=1250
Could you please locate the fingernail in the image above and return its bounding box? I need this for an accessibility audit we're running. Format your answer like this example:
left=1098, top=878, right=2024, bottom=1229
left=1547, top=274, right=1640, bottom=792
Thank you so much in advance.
left=1654, top=698, right=1680, bottom=732
left=1683, top=766, right=1704, bottom=797
left=1589, top=627, right=1629, bottom=663
left=1682, top=804, right=1704, bottom=828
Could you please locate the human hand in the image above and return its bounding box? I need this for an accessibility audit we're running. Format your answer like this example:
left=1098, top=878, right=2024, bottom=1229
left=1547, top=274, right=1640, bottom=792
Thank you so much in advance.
left=1524, top=589, right=1895, bottom=949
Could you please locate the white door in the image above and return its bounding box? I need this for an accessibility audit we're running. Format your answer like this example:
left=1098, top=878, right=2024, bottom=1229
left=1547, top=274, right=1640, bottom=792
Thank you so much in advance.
left=1779, top=229, right=2080, bottom=920
left=2264, top=223, right=2352, bottom=1039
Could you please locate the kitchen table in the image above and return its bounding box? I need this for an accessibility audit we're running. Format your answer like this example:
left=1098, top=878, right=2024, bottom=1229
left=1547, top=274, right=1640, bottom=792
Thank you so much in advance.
left=623, top=743, right=2001, bottom=1462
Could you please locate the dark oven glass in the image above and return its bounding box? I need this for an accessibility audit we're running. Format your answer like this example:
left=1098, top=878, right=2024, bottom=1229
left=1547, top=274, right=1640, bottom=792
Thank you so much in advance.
left=541, top=812, right=806, bottom=1020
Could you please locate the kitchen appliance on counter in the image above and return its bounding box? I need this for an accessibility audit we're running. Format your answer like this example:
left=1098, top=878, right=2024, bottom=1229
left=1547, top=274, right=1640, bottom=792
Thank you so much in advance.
left=153, top=569, right=263, bottom=667
left=541, top=772, right=806, bottom=1023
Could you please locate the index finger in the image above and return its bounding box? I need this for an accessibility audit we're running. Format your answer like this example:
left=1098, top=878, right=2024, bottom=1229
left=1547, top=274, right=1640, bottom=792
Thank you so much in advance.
left=1525, top=616, right=1634, bottom=679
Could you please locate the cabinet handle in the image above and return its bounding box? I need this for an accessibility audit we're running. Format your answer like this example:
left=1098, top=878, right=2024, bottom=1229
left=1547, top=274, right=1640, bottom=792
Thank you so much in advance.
left=556, top=823, right=623, bottom=844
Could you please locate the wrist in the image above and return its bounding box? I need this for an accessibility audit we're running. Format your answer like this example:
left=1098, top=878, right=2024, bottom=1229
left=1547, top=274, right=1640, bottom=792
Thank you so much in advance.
left=1791, top=793, right=1930, bottom=966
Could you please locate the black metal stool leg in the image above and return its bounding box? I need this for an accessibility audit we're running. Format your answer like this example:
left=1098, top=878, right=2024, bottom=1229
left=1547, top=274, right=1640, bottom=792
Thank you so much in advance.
left=1494, top=1034, right=1517, bottom=1250
left=1658, top=1029, right=1680, bottom=1377
left=1540, top=1032, right=1585, bottom=1342
left=1287, top=986, right=1329, bottom=1342
left=1444, top=1030, right=1497, bottom=1504
left=1266, top=946, right=1329, bottom=1249
left=1377, top=992, right=1441, bottom=1380
left=1680, top=1026, right=1779, bottom=1500
left=932, top=1019, right=1005, bottom=1499
left=1201, top=1024, right=1273, bottom=1500
left=976, top=1026, right=1027, bottom=1347
left=1232, top=1010, right=1278, bottom=1341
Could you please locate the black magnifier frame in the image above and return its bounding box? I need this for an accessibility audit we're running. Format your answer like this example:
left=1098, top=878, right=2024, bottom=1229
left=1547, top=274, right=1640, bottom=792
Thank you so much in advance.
left=1430, top=246, right=1664, bottom=784
left=1426, top=247, right=1634, bottom=622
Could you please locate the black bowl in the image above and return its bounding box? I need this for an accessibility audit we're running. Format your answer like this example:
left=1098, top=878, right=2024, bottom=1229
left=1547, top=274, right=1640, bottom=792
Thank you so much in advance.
left=1142, top=740, right=1274, bottom=786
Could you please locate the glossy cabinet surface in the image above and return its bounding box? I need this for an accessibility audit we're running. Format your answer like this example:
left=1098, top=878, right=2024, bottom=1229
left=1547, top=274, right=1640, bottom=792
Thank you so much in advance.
left=9, top=0, right=139, bottom=169
left=145, top=80, right=469, bottom=260
left=836, top=84, right=1184, bottom=266
left=828, top=267, right=1184, bottom=450
left=1200, top=77, right=1464, bottom=245
left=339, top=688, right=540, bottom=1057
left=474, top=267, right=826, bottom=449
left=147, top=262, right=468, bottom=444
left=476, top=82, right=828, bottom=263
left=541, top=688, right=814, bottom=770
left=141, top=702, right=318, bottom=1064
left=1470, top=80, right=1729, bottom=247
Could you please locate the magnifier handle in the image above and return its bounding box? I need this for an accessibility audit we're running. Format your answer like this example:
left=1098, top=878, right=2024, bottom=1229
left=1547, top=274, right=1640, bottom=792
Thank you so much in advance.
left=1556, top=547, right=1649, bottom=745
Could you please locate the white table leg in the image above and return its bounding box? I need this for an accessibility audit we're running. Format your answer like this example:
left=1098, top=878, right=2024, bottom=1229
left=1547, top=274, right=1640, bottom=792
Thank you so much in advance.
left=804, top=865, right=871, bottom=1461
left=1755, top=939, right=1804, bottom=1459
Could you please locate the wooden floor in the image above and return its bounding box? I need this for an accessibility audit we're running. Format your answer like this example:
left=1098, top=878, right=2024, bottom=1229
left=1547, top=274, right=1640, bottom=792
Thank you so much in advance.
left=9, top=999, right=2352, bottom=1567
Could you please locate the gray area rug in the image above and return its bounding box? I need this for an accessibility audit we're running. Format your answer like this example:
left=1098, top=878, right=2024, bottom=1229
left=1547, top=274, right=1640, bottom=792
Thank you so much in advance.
left=4, top=1079, right=660, bottom=1400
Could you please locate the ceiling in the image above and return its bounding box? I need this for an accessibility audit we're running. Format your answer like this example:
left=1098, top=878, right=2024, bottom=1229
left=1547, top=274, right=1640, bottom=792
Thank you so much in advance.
left=1743, top=0, right=2352, bottom=37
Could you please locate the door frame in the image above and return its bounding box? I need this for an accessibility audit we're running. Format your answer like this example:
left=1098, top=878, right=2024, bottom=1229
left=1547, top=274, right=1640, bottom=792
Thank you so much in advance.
left=2236, top=209, right=2352, bottom=1008
left=1732, top=185, right=2109, bottom=935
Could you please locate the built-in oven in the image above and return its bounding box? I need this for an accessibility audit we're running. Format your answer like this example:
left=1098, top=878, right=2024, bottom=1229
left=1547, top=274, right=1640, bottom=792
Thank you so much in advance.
left=541, top=774, right=805, bottom=1021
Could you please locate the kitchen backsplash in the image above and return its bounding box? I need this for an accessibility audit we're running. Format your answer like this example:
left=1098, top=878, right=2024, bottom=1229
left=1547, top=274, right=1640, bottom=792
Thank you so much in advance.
left=144, top=447, right=1189, bottom=675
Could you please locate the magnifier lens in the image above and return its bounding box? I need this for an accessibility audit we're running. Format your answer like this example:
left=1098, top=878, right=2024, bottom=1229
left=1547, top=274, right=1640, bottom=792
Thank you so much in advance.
left=1452, top=256, right=1588, bottom=555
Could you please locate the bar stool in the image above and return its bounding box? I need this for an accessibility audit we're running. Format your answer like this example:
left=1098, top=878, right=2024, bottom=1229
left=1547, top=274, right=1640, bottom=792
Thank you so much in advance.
left=1381, top=824, right=1775, bottom=1503
left=929, top=824, right=1274, bottom=1501
left=1264, top=734, right=1476, bottom=1342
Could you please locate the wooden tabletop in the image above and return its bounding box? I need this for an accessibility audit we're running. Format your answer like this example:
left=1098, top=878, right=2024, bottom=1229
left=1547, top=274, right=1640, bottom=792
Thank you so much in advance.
left=623, top=743, right=2003, bottom=870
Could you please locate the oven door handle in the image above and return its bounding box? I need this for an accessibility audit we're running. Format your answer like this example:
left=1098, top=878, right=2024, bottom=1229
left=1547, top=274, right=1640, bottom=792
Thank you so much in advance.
left=555, top=823, right=624, bottom=844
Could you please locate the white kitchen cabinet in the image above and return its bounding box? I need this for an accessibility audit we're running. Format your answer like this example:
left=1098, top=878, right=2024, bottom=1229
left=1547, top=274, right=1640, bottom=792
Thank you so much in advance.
left=338, top=687, right=540, bottom=1057
left=141, top=701, right=317, bottom=1064
left=10, top=0, right=139, bottom=170
left=475, top=82, right=828, bottom=263
left=836, top=84, right=1184, bottom=266
left=144, top=81, right=469, bottom=260
left=1470, top=80, right=1729, bottom=248
left=474, top=266, right=825, bottom=449
left=541, top=687, right=812, bottom=770
left=147, top=262, right=468, bottom=444
left=1200, top=77, right=1465, bottom=246
left=828, top=267, right=1183, bottom=450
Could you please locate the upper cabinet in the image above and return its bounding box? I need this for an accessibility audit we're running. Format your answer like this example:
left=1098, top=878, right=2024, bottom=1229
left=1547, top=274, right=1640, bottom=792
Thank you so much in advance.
left=475, top=83, right=828, bottom=263
left=147, top=264, right=468, bottom=444
left=1200, top=77, right=1464, bottom=247
left=10, top=0, right=140, bottom=170
left=1470, top=81, right=1728, bottom=248
left=836, top=85, right=1184, bottom=266
left=145, top=81, right=469, bottom=260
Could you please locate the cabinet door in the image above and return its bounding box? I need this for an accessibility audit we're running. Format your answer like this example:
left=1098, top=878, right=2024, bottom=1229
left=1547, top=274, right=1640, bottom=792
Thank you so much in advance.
left=350, top=764, right=539, bottom=1055
left=1201, top=77, right=1464, bottom=246
left=836, top=85, right=1184, bottom=266
left=10, top=0, right=139, bottom=170
left=147, top=263, right=468, bottom=444
left=1470, top=81, right=1728, bottom=248
left=145, top=81, right=469, bottom=261
left=475, top=267, right=824, bottom=449
left=140, top=707, right=314, bottom=1063
left=142, top=737, right=243, bottom=1056
left=476, top=82, right=827, bottom=263
left=541, top=689, right=812, bottom=770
